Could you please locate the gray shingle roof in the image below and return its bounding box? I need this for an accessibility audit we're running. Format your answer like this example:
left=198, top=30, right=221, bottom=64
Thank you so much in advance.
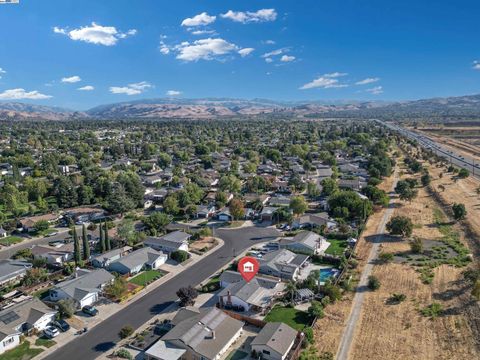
left=162, top=307, right=243, bottom=360
left=251, top=322, right=297, bottom=356
left=109, top=247, right=166, bottom=271
left=0, top=259, right=32, bottom=284
left=53, top=269, right=114, bottom=301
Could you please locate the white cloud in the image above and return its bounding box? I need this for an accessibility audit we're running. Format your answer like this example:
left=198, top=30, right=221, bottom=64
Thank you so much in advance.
left=300, top=73, right=349, bottom=90
left=473, top=61, right=480, bottom=70
left=355, top=77, right=380, bottom=85
left=166, top=90, right=182, bottom=96
left=181, top=12, right=216, bottom=27
left=238, top=48, right=255, bottom=57
left=0, top=88, right=52, bottom=100
left=221, top=9, right=277, bottom=23
left=265, top=57, right=273, bottom=63
left=61, top=75, right=81, bottom=83
left=109, top=81, right=152, bottom=96
left=261, top=48, right=288, bottom=58
left=366, top=86, right=383, bottom=94
left=0, top=67, right=5, bottom=79
left=190, top=29, right=216, bottom=35
left=174, top=38, right=238, bottom=61
left=54, top=22, right=137, bottom=46
left=263, top=40, right=275, bottom=45
left=280, top=55, right=295, bottom=62
left=159, top=41, right=170, bottom=54
left=77, top=85, right=94, bottom=91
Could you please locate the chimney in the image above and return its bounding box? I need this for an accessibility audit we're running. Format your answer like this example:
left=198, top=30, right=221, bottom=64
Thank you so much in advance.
left=211, top=330, right=216, bottom=339
left=227, top=290, right=232, bottom=305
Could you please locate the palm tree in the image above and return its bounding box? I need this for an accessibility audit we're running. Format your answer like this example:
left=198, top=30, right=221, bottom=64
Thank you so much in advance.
left=285, top=281, right=297, bottom=304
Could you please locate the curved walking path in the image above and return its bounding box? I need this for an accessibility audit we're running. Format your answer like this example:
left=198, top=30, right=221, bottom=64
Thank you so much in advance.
left=336, top=168, right=399, bottom=360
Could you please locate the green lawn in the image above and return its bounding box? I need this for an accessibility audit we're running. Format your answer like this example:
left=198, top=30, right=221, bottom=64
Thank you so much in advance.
left=264, top=306, right=312, bottom=331
left=0, top=341, right=43, bottom=360
left=325, top=239, right=348, bottom=256
left=33, top=287, right=52, bottom=300
left=0, top=236, right=23, bottom=247
left=225, top=350, right=248, bottom=360
left=35, top=337, right=56, bottom=348
left=129, top=270, right=164, bottom=286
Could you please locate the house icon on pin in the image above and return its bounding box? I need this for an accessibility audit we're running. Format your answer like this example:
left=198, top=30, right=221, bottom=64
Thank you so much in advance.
left=243, top=261, right=254, bottom=273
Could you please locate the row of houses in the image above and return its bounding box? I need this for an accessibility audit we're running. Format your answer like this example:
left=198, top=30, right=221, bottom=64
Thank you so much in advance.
left=145, top=306, right=299, bottom=360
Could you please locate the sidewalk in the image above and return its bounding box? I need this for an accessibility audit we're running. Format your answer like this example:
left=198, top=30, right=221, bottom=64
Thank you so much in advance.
left=34, top=237, right=225, bottom=360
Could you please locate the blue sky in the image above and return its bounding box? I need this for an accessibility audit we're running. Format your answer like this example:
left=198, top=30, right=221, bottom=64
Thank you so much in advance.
left=0, top=0, right=480, bottom=110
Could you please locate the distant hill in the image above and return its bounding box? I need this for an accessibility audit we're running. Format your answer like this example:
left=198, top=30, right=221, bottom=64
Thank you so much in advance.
left=2, top=94, right=480, bottom=120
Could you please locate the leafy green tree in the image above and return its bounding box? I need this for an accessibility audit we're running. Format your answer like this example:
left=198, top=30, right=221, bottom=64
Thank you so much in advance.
left=117, top=219, right=136, bottom=245
left=289, top=196, right=308, bottom=217
left=99, top=223, right=106, bottom=253
left=410, top=237, right=423, bottom=254
left=307, top=182, right=320, bottom=198
left=421, top=173, right=431, bottom=187
left=143, top=212, right=170, bottom=235
left=171, top=250, right=189, bottom=263
left=176, top=286, right=198, bottom=307
left=458, top=168, right=469, bottom=179
left=452, top=203, right=467, bottom=221
left=105, top=276, right=128, bottom=300
left=307, top=300, right=324, bottom=318
left=58, top=299, right=76, bottom=318
left=386, top=216, right=413, bottom=238
left=119, top=325, right=134, bottom=339
left=367, top=275, right=381, bottom=290
left=163, top=195, right=180, bottom=215
left=53, top=176, right=78, bottom=208
left=363, top=185, right=389, bottom=207
left=105, top=183, right=135, bottom=215
left=33, top=220, right=49, bottom=232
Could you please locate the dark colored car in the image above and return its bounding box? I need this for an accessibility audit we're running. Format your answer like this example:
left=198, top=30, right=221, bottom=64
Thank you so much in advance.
left=82, top=305, right=98, bottom=316
left=53, top=319, right=70, bottom=332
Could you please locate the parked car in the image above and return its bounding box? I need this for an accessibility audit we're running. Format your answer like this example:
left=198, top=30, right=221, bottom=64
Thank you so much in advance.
left=46, top=231, right=59, bottom=237
left=44, top=326, right=60, bottom=338
left=82, top=305, right=98, bottom=316
left=53, top=319, right=70, bottom=332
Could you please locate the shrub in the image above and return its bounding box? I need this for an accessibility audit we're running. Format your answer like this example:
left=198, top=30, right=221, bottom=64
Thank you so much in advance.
left=379, top=252, right=394, bottom=263
left=171, top=250, right=189, bottom=263
left=303, top=327, right=314, bottom=344
left=409, top=237, right=423, bottom=254
left=421, top=303, right=443, bottom=319
left=367, top=275, right=380, bottom=290
left=388, top=293, right=406, bottom=304
left=119, top=325, right=134, bottom=339
left=115, top=349, right=133, bottom=360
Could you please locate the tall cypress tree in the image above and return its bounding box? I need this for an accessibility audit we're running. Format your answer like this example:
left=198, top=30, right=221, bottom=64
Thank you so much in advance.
left=82, top=224, right=90, bottom=260
left=104, top=220, right=111, bottom=251
left=73, top=226, right=80, bottom=266
left=99, top=223, right=106, bottom=253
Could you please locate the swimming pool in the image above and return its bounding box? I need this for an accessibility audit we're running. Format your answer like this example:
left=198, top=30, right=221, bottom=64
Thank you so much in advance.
left=319, top=268, right=338, bottom=282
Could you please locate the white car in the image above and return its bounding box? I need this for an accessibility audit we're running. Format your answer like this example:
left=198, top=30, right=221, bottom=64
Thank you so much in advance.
left=44, top=326, right=60, bottom=339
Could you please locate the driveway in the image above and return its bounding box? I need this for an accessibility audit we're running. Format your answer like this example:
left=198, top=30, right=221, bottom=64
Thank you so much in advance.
left=43, top=224, right=280, bottom=360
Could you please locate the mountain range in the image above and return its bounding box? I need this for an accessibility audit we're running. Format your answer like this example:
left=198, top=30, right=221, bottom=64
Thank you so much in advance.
left=1, top=94, right=480, bottom=120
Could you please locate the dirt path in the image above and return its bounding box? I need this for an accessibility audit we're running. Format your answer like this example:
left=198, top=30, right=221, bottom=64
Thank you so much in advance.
left=336, top=168, right=399, bottom=360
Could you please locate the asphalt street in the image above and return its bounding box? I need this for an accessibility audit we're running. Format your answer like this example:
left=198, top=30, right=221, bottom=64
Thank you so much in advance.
left=43, top=225, right=280, bottom=360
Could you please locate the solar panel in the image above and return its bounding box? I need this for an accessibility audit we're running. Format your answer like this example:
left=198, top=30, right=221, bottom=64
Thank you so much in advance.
left=0, top=311, right=20, bottom=324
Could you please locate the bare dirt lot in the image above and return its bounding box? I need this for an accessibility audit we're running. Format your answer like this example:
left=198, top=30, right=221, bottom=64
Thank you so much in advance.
left=348, top=162, right=480, bottom=360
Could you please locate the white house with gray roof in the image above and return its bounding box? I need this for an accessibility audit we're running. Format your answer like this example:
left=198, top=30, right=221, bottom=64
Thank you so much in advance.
left=144, top=231, right=190, bottom=256
left=145, top=307, right=243, bottom=360
left=0, top=260, right=32, bottom=289
left=0, top=298, right=57, bottom=354
left=258, top=249, right=309, bottom=281
left=107, top=247, right=166, bottom=275
left=49, top=269, right=114, bottom=308
left=251, top=322, right=298, bottom=360
left=278, top=231, right=325, bottom=255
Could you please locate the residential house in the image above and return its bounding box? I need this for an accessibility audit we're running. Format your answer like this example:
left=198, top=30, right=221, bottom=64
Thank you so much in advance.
left=49, top=269, right=114, bottom=308
left=107, top=248, right=167, bottom=275
left=268, top=196, right=291, bottom=207
left=251, top=322, right=298, bottom=360
left=292, top=212, right=337, bottom=230
left=0, top=260, right=32, bottom=289
left=196, top=205, right=216, bottom=219
left=338, top=178, right=367, bottom=191
left=278, top=231, right=325, bottom=255
left=19, top=213, right=58, bottom=233
left=31, top=244, right=74, bottom=266
left=218, top=277, right=283, bottom=312
left=260, top=207, right=277, bottom=222
left=258, top=249, right=309, bottom=281
left=0, top=228, right=7, bottom=238
left=63, top=206, right=105, bottom=223
left=144, top=231, right=190, bottom=255
left=315, top=165, right=333, bottom=180
left=0, top=298, right=57, bottom=354
left=145, top=307, right=243, bottom=360
left=91, top=246, right=132, bottom=268
left=216, top=209, right=233, bottom=222
left=219, top=270, right=281, bottom=288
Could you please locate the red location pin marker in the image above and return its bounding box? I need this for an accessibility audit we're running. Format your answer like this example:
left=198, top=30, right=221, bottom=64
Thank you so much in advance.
left=238, top=256, right=259, bottom=283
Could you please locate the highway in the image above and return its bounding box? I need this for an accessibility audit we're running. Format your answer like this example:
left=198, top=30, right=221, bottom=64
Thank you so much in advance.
left=377, top=120, right=480, bottom=179
left=43, top=225, right=280, bottom=360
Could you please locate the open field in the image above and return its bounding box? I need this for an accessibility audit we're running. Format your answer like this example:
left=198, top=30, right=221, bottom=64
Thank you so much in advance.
left=348, top=161, right=480, bottom=360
